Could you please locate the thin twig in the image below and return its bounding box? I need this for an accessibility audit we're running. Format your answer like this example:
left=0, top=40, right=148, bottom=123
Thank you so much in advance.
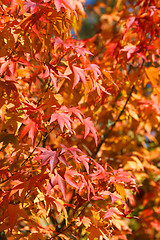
left=21, top=135, right=43, bottom=166
left=0, top=127, right=55, bottom=185
left=21, top=126, right=55, bottom=166
left=92, top=85, right=135, bottom=159
left=50, top=202, right=89, bottom=239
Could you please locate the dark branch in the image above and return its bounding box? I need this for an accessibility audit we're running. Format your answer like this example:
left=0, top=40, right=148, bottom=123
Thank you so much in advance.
left=92, top=85, right=135, bottom=159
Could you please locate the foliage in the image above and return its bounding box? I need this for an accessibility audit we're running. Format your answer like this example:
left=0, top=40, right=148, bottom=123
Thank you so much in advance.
left=0, top=0, right=160, bottom=239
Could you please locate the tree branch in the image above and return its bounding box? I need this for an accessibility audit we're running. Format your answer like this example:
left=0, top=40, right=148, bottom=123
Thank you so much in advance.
left=92, top=85, right=135, bottom=159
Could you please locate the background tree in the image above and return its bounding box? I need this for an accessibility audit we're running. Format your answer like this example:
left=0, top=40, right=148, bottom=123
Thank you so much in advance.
left=0, top=0, right=159, bottom=240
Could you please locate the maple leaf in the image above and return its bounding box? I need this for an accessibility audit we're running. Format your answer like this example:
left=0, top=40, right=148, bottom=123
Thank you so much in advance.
left=54, top=0, right=73, bottom=12
left=74, top=45, right=93, bottom=63
left=60, top=106, right=84, bottom=122
left=121, top=43, right=147, bottom=61
left=83, top=117, right=97, bottom=145
left=50, top=71, right=57, bottom=90
left=126, top=16, right=136, bottom=32
left=61, top=144, right=83, bottom=160
left=19, top=101, right=43, bottom=115
left=74, top=0, right=85, bottom=16
left=72, top=65, right=86, bottom=89
left=103, top=70, right=119, bottom=89
left=10, top=0, right=24, bottom=13
left=104, top=208, right=115, bottom=219
left=121, top=43, right=138, bottom=59
left=60, top=144, right=90, bottom=171
left=35, top=148, right=68, bottom=172
left=76, top=216, right=91, bottom=228
left=111, top=168, right=135, bottom=184
left=64, top=169, right=79, bottom=189
left=106, top=42, right=118, bottom=59
left=20, top=118, right=38, bottom=146
left=87, top=226, right=103, bottom=240
left=39, top=64, right=70, bottom=91
left=50, top=111, right=73, bottom=133
left=115, top=183, right=127, bottom=201
left=93, top=81, right=111, bottom=98
left=145, top=67, right=160, bottom=100
left=101, top=191, right=119, bottom=204
left=102, top=191, right=128, bottom=213
left=8, top=204, right=29, bottom=230
left=36, top=148, right=59, bottom=172
left=104, top=207, right=124, bottom=220
left=47, top=173, right=67, bottom=200
left=58, top=173, right=67, bottom=200
left=8, top=204, right=19, bottom=229
left=86, top=63, right=102, bottom=82
left=23, top=0, right=39, bottom=13
left=78, top=155, right=90, bottom=174
left=0, top=61, right=10, bottom=75
left=46, top=174, right=58, bottom=195
left=52, top=37, right=64, bottom=51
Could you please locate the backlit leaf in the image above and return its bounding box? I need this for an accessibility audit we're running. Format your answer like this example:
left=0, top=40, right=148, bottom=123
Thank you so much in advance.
left=115, top=183, right=126, bottom=201
left=72, top=65, right=86, bottom=89
left=83, top=117, right=97, bottom=145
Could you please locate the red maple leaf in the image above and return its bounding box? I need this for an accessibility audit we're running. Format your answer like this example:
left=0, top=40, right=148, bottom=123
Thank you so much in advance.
left=83, top=117, right=97, bottom=145
left=46, top=173, right=67, bottom=200
left=60, top=106, right=84, bottom=123
left=61, top=144, right=83, bottom=163
left=35, top=147, right=68, bottom=173
left=72, top=65, right=86, bottom=89
left=121, top=43, right=138, bottom=59
left=86, top=63, right=103, bottom=82
left=64, top=169, right=80, bottom=189
left=60, top=145, right=90, bottom=172
left=50, top=111, right=73, bottom=133
left=20, top=118, right=38, bottom=146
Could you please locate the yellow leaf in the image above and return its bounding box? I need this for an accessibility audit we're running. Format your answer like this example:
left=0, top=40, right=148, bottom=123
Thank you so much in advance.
left=99, top=229, right=109, bottom=240
left=16, top=0, right=24, bottom=12
left=76, top=216, right=91, bottom=228
left=91, top=210, right=100, bottom=221
left=115, top=184, right=126, bottom=201
left=145, top=67, right=159, bottom=86
left=145, top=67, right=160, bottom=101
left=131, top=156, right=144, bottom=171
left=58, top=234, right=70, bottom=240
left=55, top=198, right=68, bottom=225
left=112, top=217, right=131, bottom=231
left=128, top=106, right=139, bottom=121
